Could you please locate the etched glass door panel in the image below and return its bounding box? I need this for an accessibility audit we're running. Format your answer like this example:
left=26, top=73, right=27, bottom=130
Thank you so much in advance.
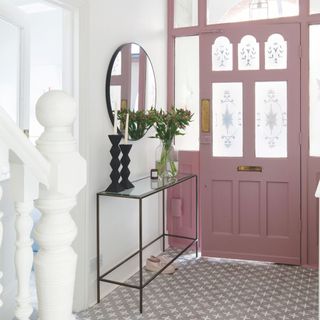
left=265, top=34, right=287, bottom=70
left=212, top=82, right=243, bottom=157
left=310, top=0, right=320, bottom=14
left=309, top=25, right=320, bottom=156
left=212, top=36, right=233, bottom=71
left=174, top=0, right=198, bottom=28
left=238, top=35, right=259, bottom=70
left=255, top=81, right=287, bottom=158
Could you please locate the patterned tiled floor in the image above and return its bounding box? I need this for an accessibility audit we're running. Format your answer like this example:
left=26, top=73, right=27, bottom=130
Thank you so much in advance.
left=77, top=249, right=319, bottom=320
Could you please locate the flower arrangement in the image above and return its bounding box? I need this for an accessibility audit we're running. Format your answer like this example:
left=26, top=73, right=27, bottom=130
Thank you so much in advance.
left=116, top=107, right=193, bottom=178
left=149, top=107, right=193, bottom=178
left=117, top=109, right=154, bottom=141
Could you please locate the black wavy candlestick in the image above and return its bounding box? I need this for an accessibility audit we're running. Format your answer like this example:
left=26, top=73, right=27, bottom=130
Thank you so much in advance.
left=119, top=144, right=134, bottom=189
left=106, top=134, right=125, bottom=192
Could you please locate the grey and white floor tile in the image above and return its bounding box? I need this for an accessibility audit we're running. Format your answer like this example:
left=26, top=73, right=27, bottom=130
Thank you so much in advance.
left=77, top=249, right=319, bottom=320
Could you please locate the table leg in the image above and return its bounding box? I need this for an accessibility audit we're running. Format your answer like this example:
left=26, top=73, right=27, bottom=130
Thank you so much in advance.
left=162, top=190, right=165, bottom=252
left=139, top=198, right=143, bottom=313
left=96, top=194, right=101, bottom=303
left=195, top=175, right=198, bottom=258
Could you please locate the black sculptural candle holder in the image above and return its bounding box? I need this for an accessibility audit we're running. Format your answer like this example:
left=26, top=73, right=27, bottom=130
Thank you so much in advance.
left=119, top=144, right=134, bottom=189
left=106, top=134, right=125, bottom=193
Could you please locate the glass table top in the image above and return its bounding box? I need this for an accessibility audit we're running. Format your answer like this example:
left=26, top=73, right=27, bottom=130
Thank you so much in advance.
left=98, top=173, right=196, bottom=199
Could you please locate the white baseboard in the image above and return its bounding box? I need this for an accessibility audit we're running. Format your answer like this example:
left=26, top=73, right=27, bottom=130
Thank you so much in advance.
left=88, top=244, right=162, bottom=308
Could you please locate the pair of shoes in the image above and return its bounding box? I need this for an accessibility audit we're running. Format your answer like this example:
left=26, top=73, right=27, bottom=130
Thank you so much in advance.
left=150, top=255, right=178, bottom=268
left=145, top=255, right=176, bottom=274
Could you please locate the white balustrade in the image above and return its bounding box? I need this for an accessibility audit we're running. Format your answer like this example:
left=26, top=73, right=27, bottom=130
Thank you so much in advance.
left=14, top=201, right=34, bottom=320
left=33, top=91, right=86, bottom=320
left=11, top=163, right=39, bottom=320
left=0, top=91, right=86, bottom=320
left=0, top=185, right=3, bottom=309
left=0, top=141, right=9, bottom=310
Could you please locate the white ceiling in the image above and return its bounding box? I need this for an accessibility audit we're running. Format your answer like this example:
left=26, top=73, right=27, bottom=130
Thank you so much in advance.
left=11, top=0, right=57, bottom=14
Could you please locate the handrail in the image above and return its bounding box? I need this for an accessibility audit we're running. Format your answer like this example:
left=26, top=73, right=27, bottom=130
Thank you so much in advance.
left=0, top=106, right=50, bottom=187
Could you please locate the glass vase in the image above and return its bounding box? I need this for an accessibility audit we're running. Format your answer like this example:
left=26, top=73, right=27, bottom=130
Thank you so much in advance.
left=155, top=140, right=178, bottom=179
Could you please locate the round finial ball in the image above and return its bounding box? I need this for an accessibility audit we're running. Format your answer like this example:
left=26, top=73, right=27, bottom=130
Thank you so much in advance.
left=36, top=90, right=77, bottom=127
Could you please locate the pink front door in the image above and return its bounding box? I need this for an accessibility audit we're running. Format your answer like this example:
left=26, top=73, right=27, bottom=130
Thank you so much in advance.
left=200, top=24, right=301, bottom=264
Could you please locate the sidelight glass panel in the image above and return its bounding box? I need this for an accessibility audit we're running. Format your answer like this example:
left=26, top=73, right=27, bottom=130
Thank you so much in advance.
left=309, top=25, right=320, bottom=156
left=212, top=36, right=233, bottom=71
left=174, top=0, right=198, bottom=28
left=265, top=34, right=287, bottom=70
left=0, top=18, right=20, bottom=123
left=310, top=0, right=320, bottom=14
left=212, top=82, right=243, bottom=157
left=175, top=36, right=199, bottom=151
left=238, top=35, right=260, bottom=70
left=255, top=81, right=287, bottom=158
left=207, top=0, right=299, bottom=25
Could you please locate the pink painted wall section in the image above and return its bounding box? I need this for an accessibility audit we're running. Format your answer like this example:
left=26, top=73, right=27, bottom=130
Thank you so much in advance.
left=167, top=151, right=200, bottom=248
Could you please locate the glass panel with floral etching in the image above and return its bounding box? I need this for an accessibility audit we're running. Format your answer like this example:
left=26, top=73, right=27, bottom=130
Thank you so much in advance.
left=238, top=35, right=260, bottom=70
left=255, top=81, right=287, bottom=158
left=265, top=33, right=287, bottom=70
left=212, top=36, right=233, bottom=71
left=212, top=82, right=243, bottom=157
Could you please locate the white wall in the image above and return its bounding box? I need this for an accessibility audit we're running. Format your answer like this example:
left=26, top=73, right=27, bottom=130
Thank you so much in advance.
left=0, top=0, right=167, bottom=314
left=84, top=0, right=167, bottom=308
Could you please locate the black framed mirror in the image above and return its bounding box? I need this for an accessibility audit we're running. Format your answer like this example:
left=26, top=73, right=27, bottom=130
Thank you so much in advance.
left=106, top=43, right=157, bottom=138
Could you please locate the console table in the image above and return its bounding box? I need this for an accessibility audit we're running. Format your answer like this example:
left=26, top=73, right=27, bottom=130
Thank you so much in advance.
left=96, top=174, right=198, bottom=313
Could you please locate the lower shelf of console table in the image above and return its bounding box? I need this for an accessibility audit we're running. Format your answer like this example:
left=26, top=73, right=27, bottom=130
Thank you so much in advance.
left=96, top=174, right=198, bottom=313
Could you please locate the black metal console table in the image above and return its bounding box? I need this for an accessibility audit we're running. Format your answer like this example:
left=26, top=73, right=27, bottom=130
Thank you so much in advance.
left=96, top=173, right=198, bottom=313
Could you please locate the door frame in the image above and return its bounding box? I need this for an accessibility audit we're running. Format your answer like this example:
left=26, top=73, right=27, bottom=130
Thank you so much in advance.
left=167, top=0, right=320, bottom=267
left=0, top=3, right=30, bottom=130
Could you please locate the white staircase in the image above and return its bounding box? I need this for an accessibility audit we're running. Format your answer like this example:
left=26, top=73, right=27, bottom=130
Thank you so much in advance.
left=0, top=91, right=87, bottom=320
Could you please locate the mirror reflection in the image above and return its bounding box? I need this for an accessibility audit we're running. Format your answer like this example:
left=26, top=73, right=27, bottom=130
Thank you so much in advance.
left=106, top=43, right=156, bottom=117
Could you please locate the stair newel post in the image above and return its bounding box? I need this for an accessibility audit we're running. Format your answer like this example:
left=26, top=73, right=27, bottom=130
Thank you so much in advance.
left=0, top=141, right=9, bottom=309
left=33, top=91, right=86, bottom=320
left=0, top=185, right=3, bottom=309
left=11, top=163, right=38, bottom=320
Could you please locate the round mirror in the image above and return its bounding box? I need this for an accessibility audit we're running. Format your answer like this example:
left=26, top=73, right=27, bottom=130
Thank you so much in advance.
left=106, top=43, right=157, bottom=138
